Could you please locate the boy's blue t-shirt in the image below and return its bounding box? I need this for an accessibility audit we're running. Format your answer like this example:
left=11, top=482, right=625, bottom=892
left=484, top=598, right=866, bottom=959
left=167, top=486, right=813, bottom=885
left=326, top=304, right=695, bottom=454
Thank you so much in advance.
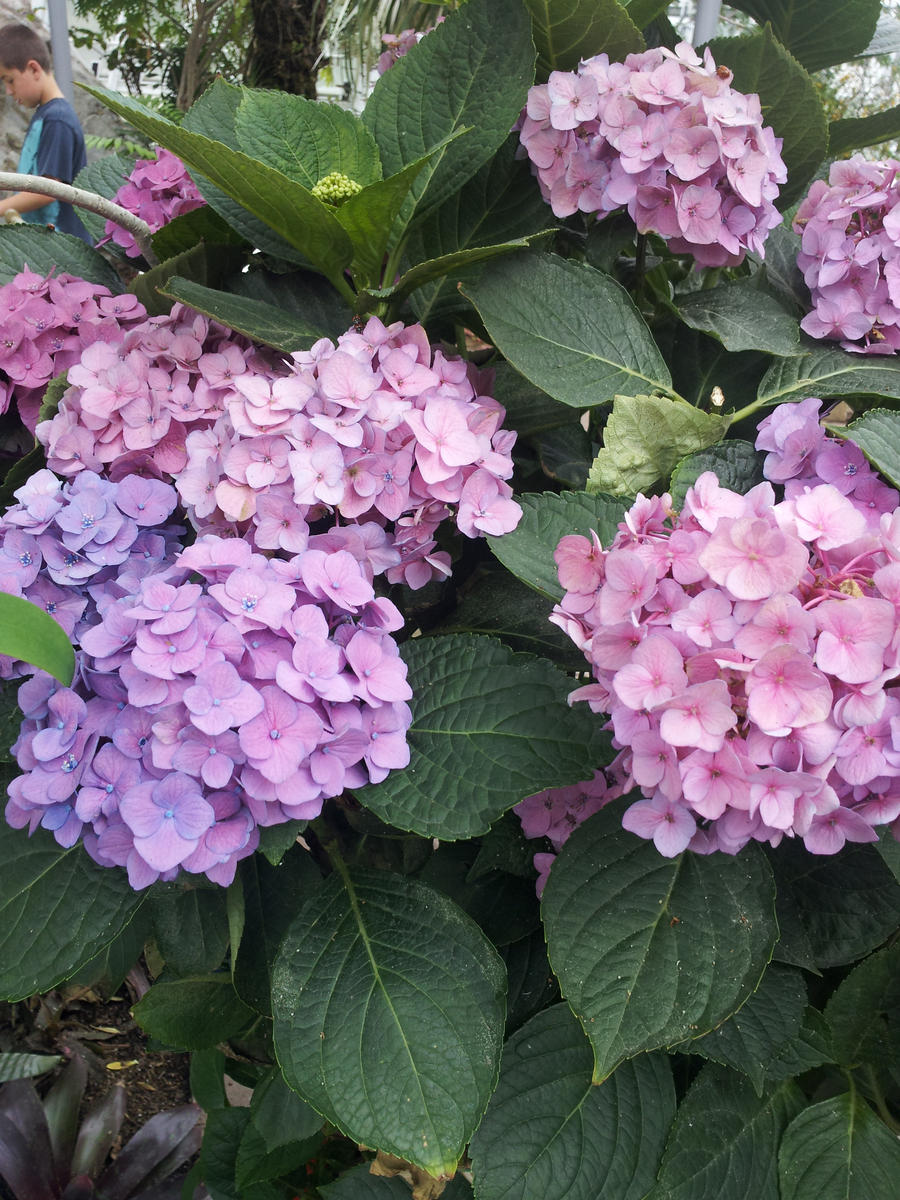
left=17, top=97, right=90, bottom=242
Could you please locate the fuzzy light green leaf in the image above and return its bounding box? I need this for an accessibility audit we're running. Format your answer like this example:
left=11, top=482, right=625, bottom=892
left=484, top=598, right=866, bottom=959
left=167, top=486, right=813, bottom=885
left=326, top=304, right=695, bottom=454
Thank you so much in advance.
left=588, top=393, right=726, bottom=496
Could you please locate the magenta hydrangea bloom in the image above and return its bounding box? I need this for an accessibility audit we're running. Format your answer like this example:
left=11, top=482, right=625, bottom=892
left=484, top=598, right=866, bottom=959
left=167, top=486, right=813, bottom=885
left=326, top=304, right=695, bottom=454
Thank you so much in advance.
left=544, top=400, right=900, bottom=859
left=794, top=156, right=900, bottom=354
left=102, top=148, right=206, bottom=259
left=519, top=41, right=786, bottom=266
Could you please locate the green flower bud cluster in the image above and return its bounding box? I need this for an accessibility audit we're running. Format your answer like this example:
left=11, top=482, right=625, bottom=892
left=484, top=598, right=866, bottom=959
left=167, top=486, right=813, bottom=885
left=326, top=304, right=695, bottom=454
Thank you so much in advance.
left=311, top=171, right=363, bottom=206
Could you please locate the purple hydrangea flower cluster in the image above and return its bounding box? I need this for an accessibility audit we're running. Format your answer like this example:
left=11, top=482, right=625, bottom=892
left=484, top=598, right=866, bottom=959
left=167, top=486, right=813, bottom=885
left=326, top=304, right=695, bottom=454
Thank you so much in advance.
left=3, top=470, right=413, bottom=887
left=103, top=148, right=207, bottom=259
left=519, top=41, right=786, bottom=267
left=38, top=303, right=260, bottom=482
left=794, top=155, right=900, bottom=354
left=514, top=770, right=613, bottom=895
left=0, top=268, right=148, bottom=438
left=175, top=315, right=521, bottom=588
left=377, top=20, right=443, bottom=74
left=0, top=468, right=183, bottom=674
left=549, top=401, right=900, bottom=859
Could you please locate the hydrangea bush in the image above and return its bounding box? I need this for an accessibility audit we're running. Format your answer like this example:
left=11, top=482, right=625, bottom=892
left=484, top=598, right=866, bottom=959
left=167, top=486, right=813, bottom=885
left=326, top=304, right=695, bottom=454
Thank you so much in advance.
left=1, top=2, right=900, bottom=1198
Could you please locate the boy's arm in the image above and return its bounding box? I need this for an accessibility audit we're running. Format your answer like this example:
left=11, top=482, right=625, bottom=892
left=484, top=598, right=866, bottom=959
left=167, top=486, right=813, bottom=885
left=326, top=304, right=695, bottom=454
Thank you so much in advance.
left=0, top=188, right=55, bottom=217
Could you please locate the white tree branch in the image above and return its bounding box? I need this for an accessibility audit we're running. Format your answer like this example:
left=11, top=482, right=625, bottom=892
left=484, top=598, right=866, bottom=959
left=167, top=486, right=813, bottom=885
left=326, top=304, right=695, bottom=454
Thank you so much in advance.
left=0, top=172, right=158, bottom=265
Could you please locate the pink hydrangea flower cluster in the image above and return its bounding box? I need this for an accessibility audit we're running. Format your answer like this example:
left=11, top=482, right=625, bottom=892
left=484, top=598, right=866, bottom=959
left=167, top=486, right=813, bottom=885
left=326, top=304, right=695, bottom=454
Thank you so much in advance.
left=377, top=20, right=443, bottom=74
left=794, top=155, right=900, bottom=354
left=0, top=268, right=148, bottom=438
left=549, top=401, right=900, bottom=859
left=519, top=41, right=786, bottom=267
left=515, top=770, right=614, bottom=895
left=103, top=147, right=206, bottom=258
left=3, top=471, right=413, bottom=887
left=175, top=315, right=521, bottom=588
left=39, top=307, right=520, bottom=589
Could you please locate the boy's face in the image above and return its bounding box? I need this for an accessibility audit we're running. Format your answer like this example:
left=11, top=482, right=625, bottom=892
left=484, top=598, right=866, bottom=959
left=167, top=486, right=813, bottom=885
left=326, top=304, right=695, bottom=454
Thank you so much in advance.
left=0, top=60, right=44, bottom=108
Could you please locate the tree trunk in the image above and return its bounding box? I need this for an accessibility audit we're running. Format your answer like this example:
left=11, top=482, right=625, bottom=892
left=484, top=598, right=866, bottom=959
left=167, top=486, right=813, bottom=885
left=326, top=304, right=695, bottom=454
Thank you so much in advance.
left=247, top=0, right=326, bottom=98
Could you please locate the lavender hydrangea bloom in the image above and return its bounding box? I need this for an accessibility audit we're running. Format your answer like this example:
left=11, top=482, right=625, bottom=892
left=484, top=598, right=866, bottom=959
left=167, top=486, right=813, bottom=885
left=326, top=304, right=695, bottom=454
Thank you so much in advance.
left=520, top=41, right=786, bottom=266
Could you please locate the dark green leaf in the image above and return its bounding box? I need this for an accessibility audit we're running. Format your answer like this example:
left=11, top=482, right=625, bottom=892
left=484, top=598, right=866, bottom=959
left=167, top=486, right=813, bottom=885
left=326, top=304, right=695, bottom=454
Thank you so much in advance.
left=824, top=942, right=900, bottom=1071
left=758, top=224, right=809, bottom=315
left=249, top=1067, right=324, bottom=1152
left=779, top=1090, right=900, bottom=1200
left=272, top=867, right=506, bottom=1178
left=463, top=253, right=673, bottom=408
left=73, top=152, right=134, bottom=242
left=69, top=903, right=152, bottom=992
left=722, top=0, right=880, bottom=72
left=542, top=805, right=778, bottom=1081
left=686, top=964, right=808, bottom=1093
left=0, top=825, right=145, bottom=1001
left=225, top=266, right=351, bottom=342
left=757, top=346, right=900, bottom=408
left=677, top=282, right=802, bottom=356
left=161, top=276, right=333, bottom=352
left=149, top=204, right=248, bottom=260
left=769, top=840, right=900, bottom=969
left=877, top=828, right=900, bottom=884
left=491, top=363, right=575, bottom=438
left=129, top=243, right=244, bottom=318
left=0, top=1052, right=62, bottom=1082
left=829, top=105, right=900, bottom=158
left=406, top=135, right=555, bottom=326
left=83, top=84, right=355, bottom=286
left=502, top=930, right=561, bottom=1035
left=257, top=819, right=306, bottom=867
left=233, top=89, right=381, bottom=188
left=38, top=370, right=70, bottom=426
left=320, top=1166, right=411, bottom=1198
left=373, top=236, right=548, bottom=310
left=0, top=225, right=122, bottom=290
left=762, top=1006, right=833, bottom=1080
left=525, top=0, right=645, bottom=78
left=470, top=1005, right=674, bottom=1200
left=488, top=491, right=628, bottom=601
left=132, top=975, right=255, bottom=1050
left=235, top=1120, right=320, bottom=1189
left=623, top=0, right=673, bottom=29
left=535, top=423, right=593, bottom=490
left=0, top=444, right=46, bottom=514
left=199, top=1107, right=252, bottom=1200
left=233, top=845, right=322, bottom=1015
left=353, top=634, right=611, bottom=840
left=0, top=593, right=74, bottom=684
left=588, top=393, right=726, bottom=496
left=190, top=1048, right=227, bottom=1112
left=835, top=408, right=900, bottom=489
left=419, top=841, right=540, bottom=945
left=363, top=0, right=536, bottom=226
left=707, top=26, right=827, bottom=208
left=150, top=886, right=230, bottom=976
left=649, top=1065, right=804, bottom=1200
left=437, top=565, right=583, bottom=669
left=670, top=440, right=765, bottom=509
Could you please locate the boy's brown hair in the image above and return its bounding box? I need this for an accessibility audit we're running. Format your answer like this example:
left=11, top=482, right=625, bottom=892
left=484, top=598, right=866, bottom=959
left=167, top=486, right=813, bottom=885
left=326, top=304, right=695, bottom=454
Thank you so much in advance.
left=0, top=23, right=52, bottom=73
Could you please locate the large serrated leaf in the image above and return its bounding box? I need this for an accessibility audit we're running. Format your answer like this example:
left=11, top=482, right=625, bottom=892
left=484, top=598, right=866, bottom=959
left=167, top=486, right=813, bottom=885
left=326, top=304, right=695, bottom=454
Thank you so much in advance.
left=132, top=975, right=254, bottom=1050
left=685, top=964, right=808, bottom=1094
left=0, top=825, right=145, bottom=1001
left=352, top=635, right=610, bottom=840
left=542, top=804, right=778, bottom=1082
left=406, top=136, right=555, bottom=326
left=769, top=840, right=900, bottom=969
left=272, top=868, right=505, bottom=1179
left=829, top=104, right=900, bottom=158
left=364, top=0, right=535, bottom=224
left=823, top=942, right=900, bottom=1071
left=589, top=393, right=726, bottom=496
left=758, top=346, right=900, bottom=409
left=464, top=253, right=673, bottom=408
left=470, top=1004, right=673, bottom=1200
left=150, top=887, right=229, bottom=977
left=649, top=1065, right=805, bottom=1200
left=778, top=1091, right=900, bottom=1200
left=525, top=0, right=645, bottom=78
left=0, top=593, right=74, bottom=684
left=161, top=276, right=334, bottom=352
left=835, top=408, right=900, bottom=489
left=707, top=26, right=827, bottom=208
left=487, top=491, right=628, bottom=601
left=233, top=89, right=382, bottom=188
left=722, top=0, right=880, bottom=72
left=0, top=225, right=122, bottom=290
left=83, top=84, right=354, bottom=285
left=677, top=282, right=802, bottom=356
left=669, top=440, right=765, bottom=509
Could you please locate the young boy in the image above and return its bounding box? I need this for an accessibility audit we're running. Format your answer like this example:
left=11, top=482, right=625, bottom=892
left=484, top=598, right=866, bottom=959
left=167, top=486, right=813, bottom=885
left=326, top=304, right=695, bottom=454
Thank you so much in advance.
left=0, top=23, right=90, bottom=242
